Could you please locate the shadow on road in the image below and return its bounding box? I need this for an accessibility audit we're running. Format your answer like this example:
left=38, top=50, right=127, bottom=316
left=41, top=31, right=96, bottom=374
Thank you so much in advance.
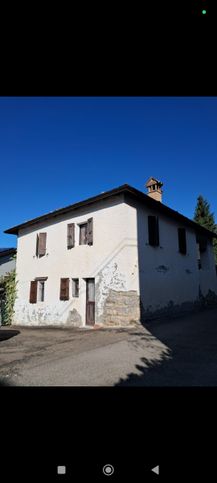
left=0, top=329, right=20, bottom=342
left=115, top=308, right=217, bottom=386
left=0, top=378, right=13, bottom=386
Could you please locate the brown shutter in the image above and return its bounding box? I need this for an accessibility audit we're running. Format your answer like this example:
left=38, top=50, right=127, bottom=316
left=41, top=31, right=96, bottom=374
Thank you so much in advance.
left=29, top=280, right=37, bottom=303
left=67, top=223, right=75, bottom=249
left=155, top=217, right=159, bottom=246
left=60, top=278, right=69, bottom=300
left=197, top=234, right=207, bottom=253
left=36, top=234, right=39, bottom=256
left=178, top=228, right=187, bottom=254
left=148, top=216, right=159, bottom=246
left=38, top=233, right=47, bottom=256
left=87, top=217, right=93, bottom=245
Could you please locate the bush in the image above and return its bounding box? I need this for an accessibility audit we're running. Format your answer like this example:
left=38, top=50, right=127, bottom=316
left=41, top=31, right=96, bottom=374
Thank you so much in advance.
left=0, top=269, right=17, bottom=325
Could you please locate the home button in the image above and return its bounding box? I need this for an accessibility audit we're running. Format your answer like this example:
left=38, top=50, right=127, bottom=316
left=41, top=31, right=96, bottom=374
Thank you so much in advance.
left=102, top=464, right=114, bottom=476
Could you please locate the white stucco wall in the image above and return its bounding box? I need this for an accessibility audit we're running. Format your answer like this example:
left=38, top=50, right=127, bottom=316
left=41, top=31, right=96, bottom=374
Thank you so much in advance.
left=12, top=192, right=217, bottom=327
left=130, top=199, right=217, bottom=314
left=199, top=239, right=217, bottom=296
left=13, top=194, right=139, bottom=326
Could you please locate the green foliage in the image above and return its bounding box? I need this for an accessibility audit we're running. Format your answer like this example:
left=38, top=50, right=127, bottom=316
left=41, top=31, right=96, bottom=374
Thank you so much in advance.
left=194, top=195, right=217, bottom=263
left=0, top=253, right=17, bottom=325
left=1, top=269, right=17, bottom=325
left=194, top=195, right=215, bottom=230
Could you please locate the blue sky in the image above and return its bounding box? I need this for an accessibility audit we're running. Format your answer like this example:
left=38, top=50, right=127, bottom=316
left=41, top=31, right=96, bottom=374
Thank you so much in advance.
left=1, top=96, right=217, bottom=248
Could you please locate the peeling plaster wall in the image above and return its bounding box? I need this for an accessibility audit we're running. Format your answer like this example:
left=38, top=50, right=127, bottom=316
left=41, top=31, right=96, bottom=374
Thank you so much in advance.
left=95, top=200, right=140, bottom=325
left=12, top=191, right=217, bottom=327
left=126, top=195, right=217, bottom=319
left=13, top=194, right=139, bottom=326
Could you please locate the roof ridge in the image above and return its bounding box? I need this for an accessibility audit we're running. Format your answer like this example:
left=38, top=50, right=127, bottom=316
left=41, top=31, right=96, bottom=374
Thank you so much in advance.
left=4, top=184, right=217, bottom=239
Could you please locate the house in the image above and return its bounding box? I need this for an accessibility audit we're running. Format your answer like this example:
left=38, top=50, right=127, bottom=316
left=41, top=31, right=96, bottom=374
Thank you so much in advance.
left=0, top=248, right=16, bottom=278
left=4, top=179, right=217, bottom=327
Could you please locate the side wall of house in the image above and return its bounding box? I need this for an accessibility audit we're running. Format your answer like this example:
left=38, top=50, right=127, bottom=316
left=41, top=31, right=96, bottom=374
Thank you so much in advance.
left=198, top=239, right=217, bottom=297
left=126, top=195, right=217, bottom=318
left=13, top=195, right=140, bottom=326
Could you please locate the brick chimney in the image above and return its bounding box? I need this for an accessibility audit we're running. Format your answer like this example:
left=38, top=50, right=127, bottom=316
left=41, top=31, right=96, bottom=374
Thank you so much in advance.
left=145, top=177, right=163, bottom=202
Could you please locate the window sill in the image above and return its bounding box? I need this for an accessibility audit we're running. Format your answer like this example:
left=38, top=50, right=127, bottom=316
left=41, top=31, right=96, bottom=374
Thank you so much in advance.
left=33, top=254, right=48, bottom=258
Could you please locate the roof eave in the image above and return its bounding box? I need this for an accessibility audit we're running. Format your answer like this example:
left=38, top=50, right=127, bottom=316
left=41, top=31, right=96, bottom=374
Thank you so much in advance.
left=4, top=184, right=217, bottom=240
left=4, top=184, right=130, bottom=235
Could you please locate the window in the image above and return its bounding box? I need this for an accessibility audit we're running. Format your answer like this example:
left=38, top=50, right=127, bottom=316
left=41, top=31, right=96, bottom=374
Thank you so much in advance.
left=148, top=216, right=159, bottom=246
left=79, top=218, right=93, bottom=245
left=197, top=235, right=207, bottom=253
left=72, top=278, right=79, bottom=297
left=29, top=277, right=47, bottom=303
left=79, top=223, right=88, bottom=245
left=38, top=281, right=45, bottom=302
left=36, top=233, right=47, bottom=257
left=60, top=278, right=69, bottom=300
left=178, top=228, right=187, bottom=254
left=196, top=242, right=201, bottom=269
left=67, top=223, right=75, bottom=249
left=196, top=234, right=209, bottom=270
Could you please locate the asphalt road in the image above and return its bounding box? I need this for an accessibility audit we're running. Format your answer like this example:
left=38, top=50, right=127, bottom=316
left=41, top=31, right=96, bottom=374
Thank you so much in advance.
left=1, top=307, right=217, bottom=386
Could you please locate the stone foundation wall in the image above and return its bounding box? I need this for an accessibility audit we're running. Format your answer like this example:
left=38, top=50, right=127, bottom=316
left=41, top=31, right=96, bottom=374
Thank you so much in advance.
left=102, top=289, right=140, bottom=326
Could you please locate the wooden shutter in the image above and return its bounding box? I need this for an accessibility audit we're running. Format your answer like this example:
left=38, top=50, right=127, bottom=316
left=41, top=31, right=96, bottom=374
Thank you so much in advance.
left=38, top=233, right=47, bottom=256
left=87, top=217, right=93, bottom=245
left=178, top=228, right=187, bottom=254
left=60, top=278, right=69, bottom=300
left=29, top=280, right=37, bottom=303
left=197, top=234, right=207, bottom=253
left=36, top=234, right=39, bottom=256
left=148, top=216, right=159, bottom=246
left=67, top=223, right=75, bottom=249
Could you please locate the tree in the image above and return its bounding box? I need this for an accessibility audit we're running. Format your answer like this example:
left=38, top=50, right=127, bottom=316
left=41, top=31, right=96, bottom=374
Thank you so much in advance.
left=193, top=195, right=217, bottom=263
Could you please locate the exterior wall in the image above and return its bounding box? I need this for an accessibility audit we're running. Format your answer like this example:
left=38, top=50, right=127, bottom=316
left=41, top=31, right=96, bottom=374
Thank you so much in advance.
left=0, top=255, right=16, bottom=277
left=96, top=200, right=139, bottom=326
left=126, top=195, right=217, bottom=318
left=12, top=192, right=217, bottom=327
left=199, top=239, right=217, bottom=296
left=13, top=194, right=140, bottom=327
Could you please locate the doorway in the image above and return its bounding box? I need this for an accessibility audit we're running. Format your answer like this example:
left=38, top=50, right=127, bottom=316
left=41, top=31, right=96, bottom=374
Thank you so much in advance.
left=86, top=278, right=95, bottom=326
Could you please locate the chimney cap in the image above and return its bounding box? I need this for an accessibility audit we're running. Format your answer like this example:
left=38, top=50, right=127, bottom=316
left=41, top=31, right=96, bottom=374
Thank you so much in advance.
left=145, top=177, right=163, bottom=188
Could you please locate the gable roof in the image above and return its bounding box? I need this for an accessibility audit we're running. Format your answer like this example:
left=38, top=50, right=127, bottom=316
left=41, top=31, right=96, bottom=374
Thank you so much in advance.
left=4, top=184, right=217, bottom=239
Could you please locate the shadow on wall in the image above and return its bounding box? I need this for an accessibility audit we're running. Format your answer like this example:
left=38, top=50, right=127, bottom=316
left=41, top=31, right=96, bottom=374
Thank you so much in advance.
left=0, top=330, right=20, bottom=342
left=134, top=194, right=217, bottom=321
left=115, top=307, right=217, bottom=386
